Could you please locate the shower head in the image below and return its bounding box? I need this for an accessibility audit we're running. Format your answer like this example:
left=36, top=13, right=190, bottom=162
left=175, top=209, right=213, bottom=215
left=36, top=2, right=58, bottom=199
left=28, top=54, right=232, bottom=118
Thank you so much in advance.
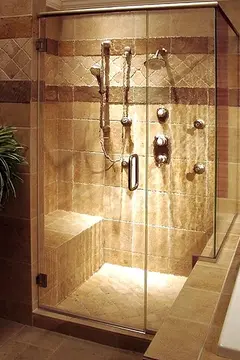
left=90, top=64, right=101, bottom=78
left=144, top=48, right=167, bottom=70
left=90, top=64, right=103, bottom=94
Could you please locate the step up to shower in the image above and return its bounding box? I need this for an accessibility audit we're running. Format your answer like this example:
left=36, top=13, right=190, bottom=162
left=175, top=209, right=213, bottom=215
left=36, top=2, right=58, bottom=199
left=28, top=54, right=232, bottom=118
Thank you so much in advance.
left=40, top=210, right=103, bottom=306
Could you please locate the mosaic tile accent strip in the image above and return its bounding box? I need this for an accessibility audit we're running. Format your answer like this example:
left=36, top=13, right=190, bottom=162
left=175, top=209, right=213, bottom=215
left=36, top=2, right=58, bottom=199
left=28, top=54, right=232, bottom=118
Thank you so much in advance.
left=0, top=38, right=32, bottom=80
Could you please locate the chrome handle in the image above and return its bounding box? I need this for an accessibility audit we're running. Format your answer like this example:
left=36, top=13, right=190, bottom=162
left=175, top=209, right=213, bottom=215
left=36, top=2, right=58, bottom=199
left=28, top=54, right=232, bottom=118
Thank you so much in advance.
left=194, top=119, right=205, bottom=129
left=128, top=154, right=139, bottom=191
left=193, top=163, right=205, bottom=174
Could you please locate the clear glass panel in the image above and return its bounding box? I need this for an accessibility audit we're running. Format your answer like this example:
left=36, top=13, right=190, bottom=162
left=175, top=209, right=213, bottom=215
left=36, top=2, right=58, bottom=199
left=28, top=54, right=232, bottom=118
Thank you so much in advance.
left=38, top=11, right=148, bottom=331
left=37, top=5, right=238, bottom=335
left=215, top=9, right=239, bottom=256
left=146, top=7, right=216, bottom=331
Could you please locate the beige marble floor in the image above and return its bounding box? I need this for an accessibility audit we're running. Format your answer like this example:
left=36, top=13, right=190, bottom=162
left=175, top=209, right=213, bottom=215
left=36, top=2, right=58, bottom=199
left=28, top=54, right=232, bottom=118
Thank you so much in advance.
left=0, top=318, right=142, bottom=360
left=57, top=263, right=187, bottom=331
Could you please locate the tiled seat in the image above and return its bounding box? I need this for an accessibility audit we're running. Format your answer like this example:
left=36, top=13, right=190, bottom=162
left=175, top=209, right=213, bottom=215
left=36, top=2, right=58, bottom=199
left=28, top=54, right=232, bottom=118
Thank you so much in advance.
left=40, top=210, right=103, bottom=306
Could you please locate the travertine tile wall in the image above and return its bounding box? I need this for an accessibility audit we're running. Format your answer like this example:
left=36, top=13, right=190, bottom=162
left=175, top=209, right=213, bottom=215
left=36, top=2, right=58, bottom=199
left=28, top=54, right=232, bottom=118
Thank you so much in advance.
left=0, top=0, right=46, bottom=324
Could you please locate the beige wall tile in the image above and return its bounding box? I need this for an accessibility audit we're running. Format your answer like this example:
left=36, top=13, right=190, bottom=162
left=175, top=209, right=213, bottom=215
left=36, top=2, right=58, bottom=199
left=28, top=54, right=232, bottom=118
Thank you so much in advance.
left=58, top=120, right=73, bottom=150
left=44, top=119, right=58, bottom=151
left=73, top=120, right=102, bottom=152
left=168, top=258, right=192, bottom=276
left=148, top=255, right=168, bottom=272
left=0, top=0, right=31, bottom=16
left=73, top=102, right=100, bottom=120
left=104, top=249, right=133, bottom=267
left=73, top=183, right=104, bottom=216
left=147, top=226, right=169, bottom=257
left=0, top=103, right=31, bottom=127
left=58, top=150, right=73, bottom=182
left=45, top=182, right=58, bottom=215
left=74, top=152, right=105, bottom=185
left=44, top=151, right=58, bottom=186
left=103, top=220, right=132, bottom=252
left=59, top=18, right=75, bottom=41
left=74, top=13, right=146, bottom=40
left=104, top=186, right=134, bottom=222
left=58, top=181, right=73, bottom=211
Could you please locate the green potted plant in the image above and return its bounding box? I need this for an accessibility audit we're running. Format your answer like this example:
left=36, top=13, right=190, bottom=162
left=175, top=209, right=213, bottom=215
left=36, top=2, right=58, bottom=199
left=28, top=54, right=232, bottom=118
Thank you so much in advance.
left=0, top=126, right=26, bottom=209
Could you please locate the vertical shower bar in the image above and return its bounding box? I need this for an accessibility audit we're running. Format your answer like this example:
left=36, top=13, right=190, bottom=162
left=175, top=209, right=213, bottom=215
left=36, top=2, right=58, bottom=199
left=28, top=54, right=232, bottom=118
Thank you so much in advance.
left=101, top=41, right=111, bottom=131
left=104, top=41, right=110, bottom=132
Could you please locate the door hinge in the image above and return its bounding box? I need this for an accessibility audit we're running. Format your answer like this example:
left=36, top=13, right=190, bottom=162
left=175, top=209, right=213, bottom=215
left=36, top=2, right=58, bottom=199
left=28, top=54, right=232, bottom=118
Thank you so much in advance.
left=36, top=273, right=48, bottom=288
left=36, top=38, right=47, bottom=52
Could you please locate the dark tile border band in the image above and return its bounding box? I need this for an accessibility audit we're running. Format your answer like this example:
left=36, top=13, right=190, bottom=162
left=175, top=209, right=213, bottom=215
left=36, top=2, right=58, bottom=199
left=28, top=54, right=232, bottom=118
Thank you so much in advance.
left=0, top=16, right=32, bottom=39
left=46, top=38, right=59, bottom=56
left=0, top=81, right=31, bottom=103
left=45, top=85, right=216, bottom=105
left=58, top=36, right=213, bottom=57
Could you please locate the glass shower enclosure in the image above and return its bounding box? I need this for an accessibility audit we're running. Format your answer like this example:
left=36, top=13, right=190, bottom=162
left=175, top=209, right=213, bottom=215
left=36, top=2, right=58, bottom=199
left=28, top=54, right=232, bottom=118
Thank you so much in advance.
left=37, top=3, right=239, bottom=333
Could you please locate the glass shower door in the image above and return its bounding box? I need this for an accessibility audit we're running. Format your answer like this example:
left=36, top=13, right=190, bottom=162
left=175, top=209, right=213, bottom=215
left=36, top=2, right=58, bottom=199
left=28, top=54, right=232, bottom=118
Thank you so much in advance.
left=145, top=7, right=216, bottom=331
left=38, top=11, right=149, bottom=331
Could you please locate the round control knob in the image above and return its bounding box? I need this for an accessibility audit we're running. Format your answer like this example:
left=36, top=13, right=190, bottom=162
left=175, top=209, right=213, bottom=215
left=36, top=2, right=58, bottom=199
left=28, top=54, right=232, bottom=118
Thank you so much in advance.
left=157, top=107, right=169, bottom=122
left=193, top=163, right=206, bottom=175
left=121, top=116, right=132, bottom=126
left=157, top=154, right=168, bottom=164
left=194, top=119, right=205, bottom=129
left=154, top=134, right=168, bottom=146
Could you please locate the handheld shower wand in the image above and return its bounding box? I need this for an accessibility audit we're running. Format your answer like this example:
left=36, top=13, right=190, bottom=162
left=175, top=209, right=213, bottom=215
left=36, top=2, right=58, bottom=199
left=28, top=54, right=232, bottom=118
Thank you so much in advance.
left=90, top=64, right=104, bottom=95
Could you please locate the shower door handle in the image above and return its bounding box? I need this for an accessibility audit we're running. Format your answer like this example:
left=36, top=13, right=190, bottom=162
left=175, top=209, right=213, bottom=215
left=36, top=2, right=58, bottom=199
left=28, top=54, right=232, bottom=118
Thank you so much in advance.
left=128, top=154, right=139, bottom=191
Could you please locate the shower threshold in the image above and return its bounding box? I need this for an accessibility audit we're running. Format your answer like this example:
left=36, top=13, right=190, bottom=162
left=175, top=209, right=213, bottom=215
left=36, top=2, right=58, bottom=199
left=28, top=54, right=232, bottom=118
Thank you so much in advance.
left=55, top=263, right=186, bottom=331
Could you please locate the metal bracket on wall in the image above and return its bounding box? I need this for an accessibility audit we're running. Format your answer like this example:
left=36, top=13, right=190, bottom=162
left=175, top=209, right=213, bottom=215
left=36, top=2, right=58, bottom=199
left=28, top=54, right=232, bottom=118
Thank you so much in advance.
left=36, top=273, right=48, bottom=288
left=36, top=38, right=47, bottom=52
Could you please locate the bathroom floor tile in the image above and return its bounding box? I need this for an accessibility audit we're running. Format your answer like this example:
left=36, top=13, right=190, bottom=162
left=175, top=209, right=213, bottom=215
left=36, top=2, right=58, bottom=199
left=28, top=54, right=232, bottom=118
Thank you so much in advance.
left=57, top=263, right=187, bottom=330
left=0, top=319, right=142, bottom=360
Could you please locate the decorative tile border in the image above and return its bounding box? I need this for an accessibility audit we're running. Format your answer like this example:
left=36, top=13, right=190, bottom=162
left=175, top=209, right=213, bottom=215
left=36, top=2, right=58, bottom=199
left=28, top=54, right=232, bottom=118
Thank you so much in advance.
left=58, top=36, right=212, bottom=57
left=46, top=52, right=214, bottom=89
left=0, top=80, right=31, bottom=103
left=0, top=16, right=32, bottom=39
left=44, top=85, right=238, bottom=106
left=46, top=38, right=58, bottom=56
left=45, top=85, right=216, bottom=105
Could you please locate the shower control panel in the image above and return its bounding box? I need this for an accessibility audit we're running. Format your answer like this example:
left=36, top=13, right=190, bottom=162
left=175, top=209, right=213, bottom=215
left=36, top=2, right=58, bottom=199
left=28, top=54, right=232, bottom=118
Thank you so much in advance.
left=153, top=134, right=171, bottom=166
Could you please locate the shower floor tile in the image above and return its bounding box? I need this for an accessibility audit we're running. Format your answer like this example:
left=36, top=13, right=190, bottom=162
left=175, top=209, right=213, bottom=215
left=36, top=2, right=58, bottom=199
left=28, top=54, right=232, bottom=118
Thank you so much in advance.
left=57, top=263, right=187, bottom=331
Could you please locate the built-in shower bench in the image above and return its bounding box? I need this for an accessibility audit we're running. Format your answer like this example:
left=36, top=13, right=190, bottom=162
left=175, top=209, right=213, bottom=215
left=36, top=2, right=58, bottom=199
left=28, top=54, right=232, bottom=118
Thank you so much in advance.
left=40, top=210, right=103, bottom=306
